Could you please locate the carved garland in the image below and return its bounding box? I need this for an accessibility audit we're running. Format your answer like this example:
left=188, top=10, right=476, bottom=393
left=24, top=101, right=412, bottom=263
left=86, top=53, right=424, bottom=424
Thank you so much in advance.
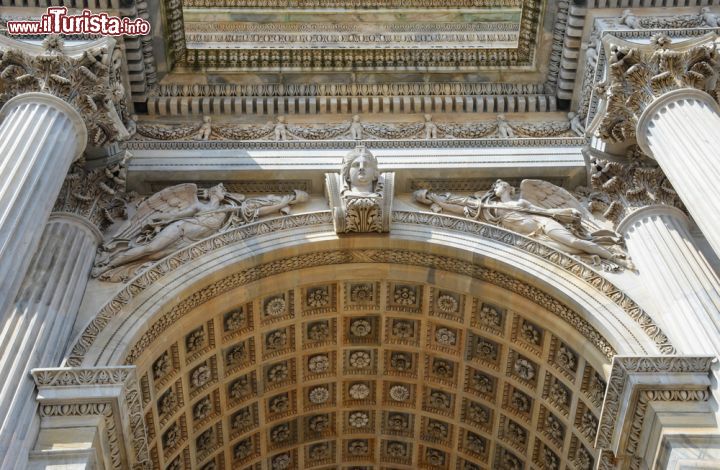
left=67, top=210, right=674, bottom=368
left=134, top=117, right=578, bottom=142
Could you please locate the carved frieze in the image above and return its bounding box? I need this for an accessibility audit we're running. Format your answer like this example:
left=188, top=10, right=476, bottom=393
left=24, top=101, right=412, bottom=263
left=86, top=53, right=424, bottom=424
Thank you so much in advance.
left=133, top=114, right=580, bottom=141
left=326, top=146, right=394, bottom=233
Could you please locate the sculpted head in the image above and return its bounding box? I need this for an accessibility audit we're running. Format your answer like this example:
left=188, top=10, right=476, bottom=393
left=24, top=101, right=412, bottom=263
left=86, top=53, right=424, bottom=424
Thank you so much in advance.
left=492, top=179, right=515, bottom=199
left=413, top=189, right=430, bottom=204
left=293, top=189, right=310, bottom=203
left=208, top=183, right=226, bottom=200
left=342, top=146, right=378, bottom=193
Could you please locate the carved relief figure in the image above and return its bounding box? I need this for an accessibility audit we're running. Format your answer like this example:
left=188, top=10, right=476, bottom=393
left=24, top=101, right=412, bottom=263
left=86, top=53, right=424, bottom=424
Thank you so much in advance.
left=584, top=35, right=601, bottom=69
left=350, top=115, right=363, bottom=140
left=414, top=179, right=633, bottom=270
left=620, top=9, right=641, bottom=29
left=274, top=116, right=289, bottom=141
left=326, top=146, right=394, bottom=233
left=93, top=183, right=308, bottom=280
left=424, top=114, right=438, bottom=139
left=568, top=112, right=586, bottom=136
left=701, top=7, right=720, bottom=26
left=195, top=116, right=212, bottom=140
left=496, top=114, right=515, bottom=138
left=341, top=145, right=379, bottom=196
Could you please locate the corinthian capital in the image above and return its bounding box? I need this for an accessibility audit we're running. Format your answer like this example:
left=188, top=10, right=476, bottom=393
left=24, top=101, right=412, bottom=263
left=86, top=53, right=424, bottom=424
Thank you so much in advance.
left=54, top=156, right=134, bottom=233
left=595, top=33, right=719, bottom=143
left=0, top=34, right=129, bottom=146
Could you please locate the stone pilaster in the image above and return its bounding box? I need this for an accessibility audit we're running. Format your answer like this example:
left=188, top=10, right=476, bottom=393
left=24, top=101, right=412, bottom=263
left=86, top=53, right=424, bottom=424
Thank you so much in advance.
left=596, top=356, right=717, bottom=470
left=618, top=206, right=720, bottom=356
left=0, top=214, right=101, bottom=469
left=28, top=367, right=151, bottom=470
left=0, top=93, right=86, bottom=318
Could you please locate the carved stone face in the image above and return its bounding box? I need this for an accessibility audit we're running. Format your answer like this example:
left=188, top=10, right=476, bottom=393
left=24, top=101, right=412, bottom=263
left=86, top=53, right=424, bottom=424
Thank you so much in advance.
left=208, top=184, right=226, bottom=200
left=493, top=180, right=514, bottom=199
left=349, top=153, right=377, bottom=192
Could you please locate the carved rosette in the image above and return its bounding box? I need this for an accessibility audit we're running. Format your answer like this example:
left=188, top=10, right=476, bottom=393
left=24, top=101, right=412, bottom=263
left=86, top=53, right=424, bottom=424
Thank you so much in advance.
left=0, top=35, right=128, bottom=147
left=326, top=172, right=395, bottom=234
left=594, top=33, right=719, bottom=143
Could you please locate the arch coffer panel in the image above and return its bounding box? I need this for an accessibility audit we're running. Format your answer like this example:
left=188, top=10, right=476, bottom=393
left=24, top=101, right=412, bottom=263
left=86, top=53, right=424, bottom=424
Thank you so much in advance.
left=132, top=275, right=608, bottom=470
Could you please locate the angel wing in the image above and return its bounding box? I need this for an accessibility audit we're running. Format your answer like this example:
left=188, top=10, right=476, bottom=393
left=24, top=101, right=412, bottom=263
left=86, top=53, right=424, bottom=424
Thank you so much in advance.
left=519, top=179, right=602, bottom=230
left=111, top=183, right=199, bottom=242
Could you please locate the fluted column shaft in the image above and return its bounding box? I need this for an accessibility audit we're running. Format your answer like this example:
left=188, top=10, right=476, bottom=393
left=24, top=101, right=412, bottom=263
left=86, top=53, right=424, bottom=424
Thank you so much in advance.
left=619, top=206, right=720, bottom=356
left=636, top=88, right=720, bottom=259
left=0, top=93, right=87, bottom=313
left=0, top=214, right=100, bottom=470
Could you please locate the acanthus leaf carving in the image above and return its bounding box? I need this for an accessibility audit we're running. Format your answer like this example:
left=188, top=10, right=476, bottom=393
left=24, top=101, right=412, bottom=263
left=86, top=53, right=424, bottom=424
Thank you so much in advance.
left=596, top=34, right=720, bottom=143
left=581, top=145, right=685, bottom=224
left=0, top=35, right=129, bottom=146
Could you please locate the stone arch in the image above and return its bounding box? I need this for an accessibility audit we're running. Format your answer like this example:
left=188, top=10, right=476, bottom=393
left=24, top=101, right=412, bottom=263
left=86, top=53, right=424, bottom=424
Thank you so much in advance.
left=64, top=211, right=674, bottom=469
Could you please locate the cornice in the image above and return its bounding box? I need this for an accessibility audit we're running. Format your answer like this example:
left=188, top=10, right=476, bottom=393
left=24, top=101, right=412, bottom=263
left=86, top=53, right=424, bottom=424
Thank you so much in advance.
left=126, top=137, right=586, bottom=150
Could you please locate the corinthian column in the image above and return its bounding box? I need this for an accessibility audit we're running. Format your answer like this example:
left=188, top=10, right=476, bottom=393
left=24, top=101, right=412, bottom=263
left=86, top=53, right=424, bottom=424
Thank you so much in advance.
left=0, top=214, right=101, bottom=469
left=594, top=33, right=720, bottom=257
left=0, top=34, right=127, bottom=313
left=0, top=93, right=86, bottom=315
left=618, top=206, right=720, bottom=356
left=635, top=89, right=720, bottom=259
left=0, top=155, right=128, bottom=469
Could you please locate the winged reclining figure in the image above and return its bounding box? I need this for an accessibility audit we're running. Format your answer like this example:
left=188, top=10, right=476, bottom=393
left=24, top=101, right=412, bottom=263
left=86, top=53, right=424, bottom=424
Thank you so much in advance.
left=93, top=183, right=309, bottom=281
left=414, top=179, right=633, bottom=271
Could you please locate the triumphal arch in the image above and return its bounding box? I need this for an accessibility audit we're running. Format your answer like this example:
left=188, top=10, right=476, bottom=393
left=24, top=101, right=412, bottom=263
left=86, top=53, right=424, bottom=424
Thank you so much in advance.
left=2, top=0, right=720, bottom=469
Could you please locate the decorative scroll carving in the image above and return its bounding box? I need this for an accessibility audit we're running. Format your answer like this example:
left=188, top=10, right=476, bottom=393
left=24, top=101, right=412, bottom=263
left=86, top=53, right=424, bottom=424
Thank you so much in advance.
left=414, top=179, right=633, bottom=271
left=596, top=34, right=719, bottom=143
left=0, top=35, right=128, bottom=146
left=92, top=183, right=309, bottom=281
left=326, top=146, right=394, bottom=233
left=32, top=367, right=151, bottom=470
